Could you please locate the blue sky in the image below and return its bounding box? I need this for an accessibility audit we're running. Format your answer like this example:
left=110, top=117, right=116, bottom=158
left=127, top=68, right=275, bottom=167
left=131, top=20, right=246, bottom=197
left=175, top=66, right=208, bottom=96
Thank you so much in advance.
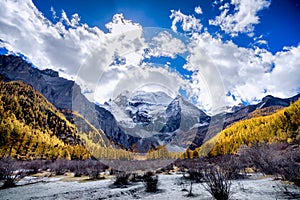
left=0, top=0, right=299, bottom=113
left=32, top=0, right=300, bottom=53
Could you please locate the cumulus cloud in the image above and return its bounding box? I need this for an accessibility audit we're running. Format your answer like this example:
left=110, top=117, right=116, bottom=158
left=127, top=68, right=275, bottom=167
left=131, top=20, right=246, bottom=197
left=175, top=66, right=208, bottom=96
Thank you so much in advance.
left=185, top=31, right=270, bottom=109
left=170, top=10, right=202, bottom=32
left=209, top=0, right=270, bottom=37
left=0, top=1, right=142, bottom=94
left=146, top=31, right=187, bottom=58
left=0, top=0, right=104, bottom=78
left=269, top=45, right=300, bottom=97
left=105, top=13, right=142, bottom=35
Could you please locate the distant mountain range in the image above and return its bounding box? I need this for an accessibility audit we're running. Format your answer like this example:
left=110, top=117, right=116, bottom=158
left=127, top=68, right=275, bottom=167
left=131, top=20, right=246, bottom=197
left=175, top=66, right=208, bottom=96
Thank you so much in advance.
left=0, top=54, right=299, bottom=154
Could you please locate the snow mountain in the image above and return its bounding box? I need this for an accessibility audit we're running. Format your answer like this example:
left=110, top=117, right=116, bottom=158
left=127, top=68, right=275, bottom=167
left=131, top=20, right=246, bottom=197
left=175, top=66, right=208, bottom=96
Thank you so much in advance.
left=103, top=90, right=211, bottom=151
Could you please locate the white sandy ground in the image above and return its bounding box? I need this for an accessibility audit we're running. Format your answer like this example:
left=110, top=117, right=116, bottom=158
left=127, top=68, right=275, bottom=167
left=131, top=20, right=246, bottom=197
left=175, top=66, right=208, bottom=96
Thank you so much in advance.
left=0, top=173, right=298, bottom=200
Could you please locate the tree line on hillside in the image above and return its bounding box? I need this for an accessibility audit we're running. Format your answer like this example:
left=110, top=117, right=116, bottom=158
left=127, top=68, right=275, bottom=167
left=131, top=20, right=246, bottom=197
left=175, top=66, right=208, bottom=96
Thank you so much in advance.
left=195, top=98, right=300, bottom=157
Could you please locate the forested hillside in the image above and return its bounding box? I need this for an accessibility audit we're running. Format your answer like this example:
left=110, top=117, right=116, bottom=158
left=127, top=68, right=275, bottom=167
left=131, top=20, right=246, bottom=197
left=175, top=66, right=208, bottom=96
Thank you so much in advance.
left=196, top=98, right=300, bottom=156
left=0, top=78, right=90, bottom=159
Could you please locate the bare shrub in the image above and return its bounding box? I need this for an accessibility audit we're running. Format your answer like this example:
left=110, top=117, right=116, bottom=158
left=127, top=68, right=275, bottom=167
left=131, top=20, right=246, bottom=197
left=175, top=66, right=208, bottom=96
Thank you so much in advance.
left=179, top=158, right=206, bottom=182
left=241, top=143, right=285, bottom=175
left=129, top=173, right=144, bottom=182
left=187, top=168, right=203, bottom=183
left=216, top=155, right=243, bottom=180
left=22, top=160, right=47, bottom=174
left=68, top=160, right=87, bottom=177
left=143, top=171, right=158, bottom=192
left=276, top=145, right=300, bottom=187
left=175, top=176, right=189, bottom=192
left=0, top=157, right=27, bottom=188
left=241, top=141, right=300, bottom=186
left=49, top=159, right=69, bottom=175
left=176, top=169, right=197, bottom=196
left=161, top=163, right=174, bottom=172
left=86, top=160, right=104, bottom=179
left=113, top=171, right=131, bottom=186
left=186, top=181, right=195, bottom=197
left=202, top=165, right=232, bottom=200
left=175, top=157, right=238, bottom=198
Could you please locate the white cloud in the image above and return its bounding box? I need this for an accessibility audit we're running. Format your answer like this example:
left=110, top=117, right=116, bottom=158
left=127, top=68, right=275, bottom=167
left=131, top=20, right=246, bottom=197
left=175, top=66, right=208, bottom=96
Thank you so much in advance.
left=0, top=0, right=105, bottom=78
left=252, top=35, right=268, bottom=48
left=170, top=10, right=202, bottom=32
left=195, top=6, right=203, bottom=14
left=184, top=30, right=299, bottom=113
left=105, top=13, right=142, bottom=35
left=209, top=0, right=270, bottom=37
left=50, top=6, right=58, bottom=20
left=94, top=64, right=190, bottom=103
left=146, top=31, right=187, bottom=58
left=256, top=40, right=267, bottom=45
left=269, top=45, right=300, bottom=97
left=0, top=0, right=190, bottom=108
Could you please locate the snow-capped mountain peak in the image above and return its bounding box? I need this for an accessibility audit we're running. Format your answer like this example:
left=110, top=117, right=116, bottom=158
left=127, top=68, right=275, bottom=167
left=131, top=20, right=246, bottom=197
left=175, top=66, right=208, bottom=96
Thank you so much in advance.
left=129, top=90, right=173, bottom=106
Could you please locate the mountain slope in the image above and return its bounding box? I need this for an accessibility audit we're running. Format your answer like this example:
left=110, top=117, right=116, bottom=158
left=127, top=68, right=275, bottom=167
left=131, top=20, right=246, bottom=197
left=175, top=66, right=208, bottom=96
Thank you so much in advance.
left=160, top=95, right=210, bottom=133
left=0, top=55, right=140, bottom=150
left=197, top=98, right=300, bottom=156
left=0, top=78, right=90, bottom=159
left=60, top=108, right=110, bottom=148
left=177, top=93, right=300, bottom=151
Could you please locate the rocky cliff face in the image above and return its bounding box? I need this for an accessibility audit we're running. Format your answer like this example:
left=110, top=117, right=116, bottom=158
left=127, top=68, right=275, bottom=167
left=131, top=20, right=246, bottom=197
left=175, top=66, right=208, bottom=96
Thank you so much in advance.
left=0, top=55, right=76, bottom=109
left=160, top=95, right=211, bottom=133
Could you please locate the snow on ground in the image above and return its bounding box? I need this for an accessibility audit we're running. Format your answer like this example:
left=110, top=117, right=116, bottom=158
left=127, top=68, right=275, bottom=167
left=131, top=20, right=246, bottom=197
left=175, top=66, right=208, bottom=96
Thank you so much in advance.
left=0, top=173, right=293, bottom=200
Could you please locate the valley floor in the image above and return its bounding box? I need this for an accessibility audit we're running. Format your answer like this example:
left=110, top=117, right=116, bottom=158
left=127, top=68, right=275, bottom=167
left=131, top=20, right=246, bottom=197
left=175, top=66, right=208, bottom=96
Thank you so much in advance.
left=0, top=173, right=296, bottom=200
